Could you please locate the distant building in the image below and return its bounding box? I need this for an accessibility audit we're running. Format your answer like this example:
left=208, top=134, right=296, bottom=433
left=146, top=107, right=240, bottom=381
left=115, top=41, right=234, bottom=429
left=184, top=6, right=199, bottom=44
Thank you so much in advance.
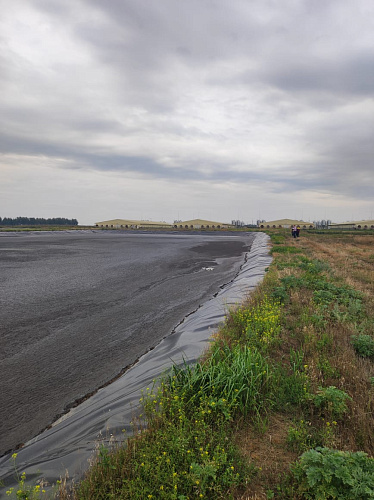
left=174, top=218, right=233, bottom=229
left=232, top=220, right=245, bottom=227
left=257, top=219, right=315, bottom=229
left=95, top=219, right=172, bottom=229
left=313, top=220, right=330, bottom=229
left=329, top=220, right=374, bottom=230
left=95, top=218, right=235, bottom=230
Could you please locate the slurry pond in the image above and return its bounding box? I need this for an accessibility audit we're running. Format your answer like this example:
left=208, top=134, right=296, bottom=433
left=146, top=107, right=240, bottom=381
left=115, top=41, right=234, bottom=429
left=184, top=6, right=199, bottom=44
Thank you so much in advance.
left=0, top=230, right=271, bottom=492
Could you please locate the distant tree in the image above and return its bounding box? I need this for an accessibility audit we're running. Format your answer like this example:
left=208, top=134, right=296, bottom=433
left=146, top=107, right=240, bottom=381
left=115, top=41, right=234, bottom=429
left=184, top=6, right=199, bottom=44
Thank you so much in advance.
left=0, top=217, right=79, bottom=226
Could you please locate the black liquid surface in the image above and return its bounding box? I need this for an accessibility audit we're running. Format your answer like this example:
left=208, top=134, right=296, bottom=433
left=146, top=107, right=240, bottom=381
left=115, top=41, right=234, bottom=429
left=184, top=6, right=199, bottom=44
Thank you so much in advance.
left=0, top=230, right=254, bottom=455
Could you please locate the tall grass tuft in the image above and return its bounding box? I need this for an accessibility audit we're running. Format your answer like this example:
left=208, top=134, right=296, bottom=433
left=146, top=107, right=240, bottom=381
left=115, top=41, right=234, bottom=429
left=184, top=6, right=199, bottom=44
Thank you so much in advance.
left=166, top=344, right=274, bottom=419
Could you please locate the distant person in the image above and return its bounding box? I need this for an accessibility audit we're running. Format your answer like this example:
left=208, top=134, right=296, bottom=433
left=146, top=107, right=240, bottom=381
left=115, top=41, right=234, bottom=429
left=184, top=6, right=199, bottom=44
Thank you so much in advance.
left=296, top=225, right=301, bottom=237
left=292, top=225, right=297, bottom=238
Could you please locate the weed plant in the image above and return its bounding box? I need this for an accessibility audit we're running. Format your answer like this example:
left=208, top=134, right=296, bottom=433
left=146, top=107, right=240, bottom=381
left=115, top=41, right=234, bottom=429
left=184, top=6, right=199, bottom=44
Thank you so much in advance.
left=286, top=420, right=318, bottom=453
left=291, top=447, right=374, bottom=499
left=311, top=386, right=352, bottom=420
left=228, top=296, right=282, bottom=349
left=4, top=454, right=49, bottom=499
left=351, top=334, right=374, bottom=358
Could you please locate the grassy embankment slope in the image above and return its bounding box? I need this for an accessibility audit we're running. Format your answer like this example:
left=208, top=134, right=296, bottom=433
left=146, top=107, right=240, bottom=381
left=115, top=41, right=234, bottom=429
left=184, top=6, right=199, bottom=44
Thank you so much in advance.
left=7, top=231, right=374, bottom=499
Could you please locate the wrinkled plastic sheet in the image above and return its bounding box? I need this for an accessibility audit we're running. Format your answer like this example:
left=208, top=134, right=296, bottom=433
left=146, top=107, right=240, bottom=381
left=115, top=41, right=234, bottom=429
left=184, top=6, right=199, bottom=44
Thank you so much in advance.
left=0, top=232, right=271, bottom=492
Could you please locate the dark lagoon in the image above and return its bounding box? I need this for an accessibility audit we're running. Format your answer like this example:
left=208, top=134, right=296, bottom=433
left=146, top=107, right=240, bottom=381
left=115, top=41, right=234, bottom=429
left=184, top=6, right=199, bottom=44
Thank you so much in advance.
left=0, top=230, right=255, bottom=456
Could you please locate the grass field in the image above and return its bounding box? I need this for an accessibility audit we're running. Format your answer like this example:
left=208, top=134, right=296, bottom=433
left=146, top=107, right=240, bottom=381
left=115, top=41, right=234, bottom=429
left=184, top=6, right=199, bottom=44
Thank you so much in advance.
left=5, top=231, right=374, bottom=499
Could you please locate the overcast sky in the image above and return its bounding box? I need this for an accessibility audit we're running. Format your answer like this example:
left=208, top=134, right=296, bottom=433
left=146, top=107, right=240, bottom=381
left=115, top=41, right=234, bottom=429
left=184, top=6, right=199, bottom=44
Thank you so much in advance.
left=1, top=0, right=373, bottom=225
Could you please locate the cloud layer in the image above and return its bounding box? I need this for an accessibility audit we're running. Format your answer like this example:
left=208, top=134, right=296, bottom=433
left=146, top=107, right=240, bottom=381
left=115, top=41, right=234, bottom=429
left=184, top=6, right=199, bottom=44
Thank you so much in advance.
left=1, top=0, right=373, bottom=223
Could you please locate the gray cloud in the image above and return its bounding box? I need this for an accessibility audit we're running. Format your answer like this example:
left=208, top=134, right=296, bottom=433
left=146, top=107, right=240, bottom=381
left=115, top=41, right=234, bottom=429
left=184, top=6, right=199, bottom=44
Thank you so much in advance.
left=1, top=0, right=374, bottom=222
left=261, top=52, right=374, bottom=99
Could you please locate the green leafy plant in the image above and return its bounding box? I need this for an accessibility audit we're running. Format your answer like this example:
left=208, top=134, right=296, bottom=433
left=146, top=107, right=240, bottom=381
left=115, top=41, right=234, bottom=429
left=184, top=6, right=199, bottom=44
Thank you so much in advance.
left=98, top=445, right=117, bottom=470
left=313, top=289, right=337, bottom=306
left=313, top=283, right=363, bottom=308
left=270, top=286, right=289, bottom=304
left=312, top=386, right=351, bottom=419
left=351, top=334, right=374, bottom=358
left=299, top=258, right=330, bottom=274
left=347, top=298, right=364, bottom=317
left=280, top=275, right=306, bottom=290
left=291, top=447, right=374, bottom=499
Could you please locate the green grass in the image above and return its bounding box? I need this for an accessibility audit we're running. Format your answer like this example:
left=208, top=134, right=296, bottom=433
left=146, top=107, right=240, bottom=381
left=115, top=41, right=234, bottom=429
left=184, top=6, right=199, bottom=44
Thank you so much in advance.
left=166, top=343, right=274, bottom=419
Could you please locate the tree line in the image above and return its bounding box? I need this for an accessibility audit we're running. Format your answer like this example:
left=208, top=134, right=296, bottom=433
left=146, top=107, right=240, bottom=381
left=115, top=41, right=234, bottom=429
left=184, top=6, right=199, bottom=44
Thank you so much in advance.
left=0, top=217, right=78, bottom=226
